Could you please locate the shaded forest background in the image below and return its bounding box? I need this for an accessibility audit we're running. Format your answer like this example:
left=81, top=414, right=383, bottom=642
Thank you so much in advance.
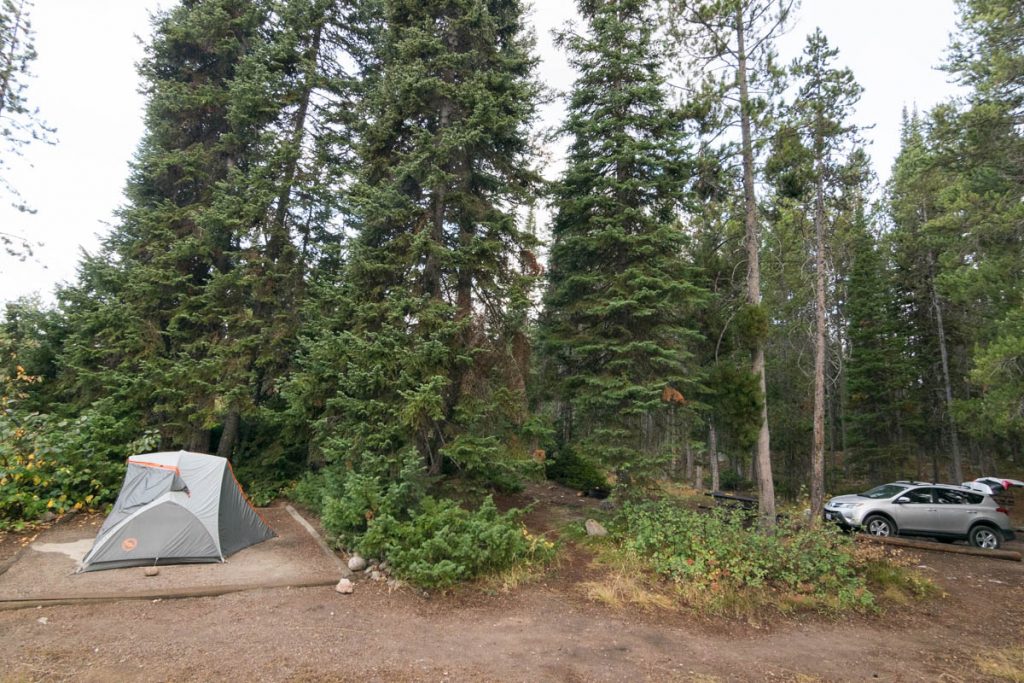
left=2, top=0, right=1023, bottom=534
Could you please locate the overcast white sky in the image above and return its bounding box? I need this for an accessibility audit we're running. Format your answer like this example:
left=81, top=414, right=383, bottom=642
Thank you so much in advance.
left=0, top=0, right=961, bottom=306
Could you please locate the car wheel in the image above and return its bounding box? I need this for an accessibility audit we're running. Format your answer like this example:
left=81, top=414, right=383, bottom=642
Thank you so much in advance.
left=863, top=514, right=896, bottom=537
left=968, top=525, right=1002, bottom=550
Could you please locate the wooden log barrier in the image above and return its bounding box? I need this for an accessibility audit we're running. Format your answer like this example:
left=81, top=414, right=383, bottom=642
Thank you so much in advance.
left=856, top=533, right=1022, bottom=561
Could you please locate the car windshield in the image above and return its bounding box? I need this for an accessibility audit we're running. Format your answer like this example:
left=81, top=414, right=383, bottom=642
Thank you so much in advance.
left=859, top=484, right=909, bottom=499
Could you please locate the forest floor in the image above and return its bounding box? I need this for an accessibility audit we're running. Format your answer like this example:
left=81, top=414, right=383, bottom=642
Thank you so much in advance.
left=0, top=482, right=1022, bottom=682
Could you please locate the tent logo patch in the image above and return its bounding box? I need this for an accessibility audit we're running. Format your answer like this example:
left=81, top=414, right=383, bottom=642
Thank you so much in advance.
left=122, top=537, right=138, bottom=551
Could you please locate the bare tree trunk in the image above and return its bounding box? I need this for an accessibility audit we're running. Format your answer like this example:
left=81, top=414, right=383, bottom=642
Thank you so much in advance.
left=736, top=8, right=775, bottom=525
left=217, top=409, right=241, bottom=461
left=187, top=428, right=211, bottom=454
left=423, top=100, right=451, bottom=477
left=684, top=433, right=694, bottom=483
left=267, top=19, right=323, bottom=262
left=811, top=164, right=827, bottom=523
left=709, top=419, right=720, bottom=491
left=928, top=252, right=962, bottom=483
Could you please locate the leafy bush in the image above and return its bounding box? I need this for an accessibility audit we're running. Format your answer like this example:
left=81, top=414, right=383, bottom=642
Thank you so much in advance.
left=357, top=496, right=553, bottom=589
left=545, top=446, right=607, bottom=492
left=616, top=501, right=874, bottom=611
left=0, top=409, right=157, bottom=529
left=1, top=358, right=160, bottom=528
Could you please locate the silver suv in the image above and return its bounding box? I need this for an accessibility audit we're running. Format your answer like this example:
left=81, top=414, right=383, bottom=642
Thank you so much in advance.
left=823, top=481, right=1016, bottom=549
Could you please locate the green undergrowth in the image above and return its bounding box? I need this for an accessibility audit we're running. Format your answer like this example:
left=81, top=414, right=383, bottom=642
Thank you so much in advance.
left=0, top=410, right=157, bottom=530
left=293, top=467, right=555, bottom=589
left=578, top=500, right=934, bottom=616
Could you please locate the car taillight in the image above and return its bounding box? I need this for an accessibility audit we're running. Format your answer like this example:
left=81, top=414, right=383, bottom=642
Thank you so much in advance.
left=996, top=507, right=1009, bottom=515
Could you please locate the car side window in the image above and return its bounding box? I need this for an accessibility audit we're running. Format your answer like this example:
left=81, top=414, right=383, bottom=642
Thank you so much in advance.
left=936, top=489, right=966, bottom=504
left=935, top=489, right=979, bottom=504
left=903, top=488, right=933, bottom=504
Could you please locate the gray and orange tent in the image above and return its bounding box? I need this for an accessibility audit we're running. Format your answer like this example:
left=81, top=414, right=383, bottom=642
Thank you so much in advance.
left=78, top=451, right=275, bottom=572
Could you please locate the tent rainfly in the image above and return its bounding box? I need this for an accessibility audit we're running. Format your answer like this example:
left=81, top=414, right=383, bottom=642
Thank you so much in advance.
left=78, top=451, right=275, bottom=572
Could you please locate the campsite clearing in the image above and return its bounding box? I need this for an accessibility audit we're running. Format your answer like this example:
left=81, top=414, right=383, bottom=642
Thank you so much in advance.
left=0, top=506, right=338, bottom=604
left=0, top=487, right=1022, bottom=682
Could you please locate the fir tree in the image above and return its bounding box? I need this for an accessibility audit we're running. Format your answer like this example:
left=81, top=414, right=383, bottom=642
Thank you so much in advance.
left=539, top=0, right=703, bottom=488
left=288, top=0, right=541, bottom=482
left=57, top=0, right=354, bottom=461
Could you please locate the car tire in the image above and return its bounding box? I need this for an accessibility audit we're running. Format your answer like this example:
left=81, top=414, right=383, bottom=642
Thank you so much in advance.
left=863, top=514, right=896, bottom=537
left=968, top=525, right=1003, bottom=550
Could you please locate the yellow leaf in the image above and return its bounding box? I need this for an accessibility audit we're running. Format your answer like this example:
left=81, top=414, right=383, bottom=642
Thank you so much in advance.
left=46, top=499, right=55, bottom=508
left=85, top=495, right=94, bottom=503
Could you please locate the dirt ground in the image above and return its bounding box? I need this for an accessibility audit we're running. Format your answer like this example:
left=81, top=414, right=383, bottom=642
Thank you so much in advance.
left=0, top=484, right=1022, bottom=682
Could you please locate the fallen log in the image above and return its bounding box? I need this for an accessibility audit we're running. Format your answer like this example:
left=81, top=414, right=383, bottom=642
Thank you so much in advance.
left=0, top=575, right=340, bottom=611
left=856, top=534, right=1021, bottom=561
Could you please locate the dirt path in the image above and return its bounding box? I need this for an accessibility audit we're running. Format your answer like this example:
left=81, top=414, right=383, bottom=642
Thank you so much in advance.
left=1, top=485, right=1021, bottom=682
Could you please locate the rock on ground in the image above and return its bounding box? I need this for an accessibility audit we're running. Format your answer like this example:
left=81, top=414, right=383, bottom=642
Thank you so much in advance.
left=335, top=578, right=354, bottom=594
left=347, top=555, right=367, bottom=572
left=584, top=519, right=608, bottom=537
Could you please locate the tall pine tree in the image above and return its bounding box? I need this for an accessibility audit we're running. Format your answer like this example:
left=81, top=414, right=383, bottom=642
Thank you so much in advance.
left=672, top=0, right=795, bottom=522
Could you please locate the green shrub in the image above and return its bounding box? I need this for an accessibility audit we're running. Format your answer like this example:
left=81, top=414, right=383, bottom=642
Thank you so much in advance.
left=0, top=409, right=156, bottom=529
left=617, top=501, right=874, bottom=611
left=357, top=496, right=554, bottom=589
left=319, top=468, right=422, bottom=549
left=545, top=446, right=607, bottom=492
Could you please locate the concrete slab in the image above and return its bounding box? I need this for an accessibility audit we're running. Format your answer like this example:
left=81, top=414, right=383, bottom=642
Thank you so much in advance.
left=0, top=506, right=340, bottom=602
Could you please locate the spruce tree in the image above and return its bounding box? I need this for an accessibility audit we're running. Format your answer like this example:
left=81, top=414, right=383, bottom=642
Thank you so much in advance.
left=57, top=0, right=353, bottom=461
left=940, top=0, right=1024, bottom=467
left=845, top=215, right=912, bottom=480
left=288, top=0, right=541, bottom=483
left=539, top=0, right=703, bottom=488
left=886, top=110, right=968, bottom=481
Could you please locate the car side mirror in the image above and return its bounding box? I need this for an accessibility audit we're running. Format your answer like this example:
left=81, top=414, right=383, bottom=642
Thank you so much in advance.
left=895, top=497, right=910, bottom=504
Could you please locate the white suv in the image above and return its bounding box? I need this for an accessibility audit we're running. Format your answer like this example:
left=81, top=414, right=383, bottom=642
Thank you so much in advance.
left=823, top=481, right=1016, bottom=549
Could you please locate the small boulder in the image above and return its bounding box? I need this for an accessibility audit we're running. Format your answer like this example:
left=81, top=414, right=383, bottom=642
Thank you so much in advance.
left=38, top=511, right=57, bottom=523
left=347, top=555, right=367, bottom=572
left=335, top=578, right=354, bottom=594
left=370, top=570, right=383, bottom=582
left=584, top=519, right=608, bottom=537
left=143, top=567, right=160, bottom=577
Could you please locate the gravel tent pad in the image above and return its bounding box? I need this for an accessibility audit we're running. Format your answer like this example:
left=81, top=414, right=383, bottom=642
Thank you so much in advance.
left=0, top=506, right=340, bottom=604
